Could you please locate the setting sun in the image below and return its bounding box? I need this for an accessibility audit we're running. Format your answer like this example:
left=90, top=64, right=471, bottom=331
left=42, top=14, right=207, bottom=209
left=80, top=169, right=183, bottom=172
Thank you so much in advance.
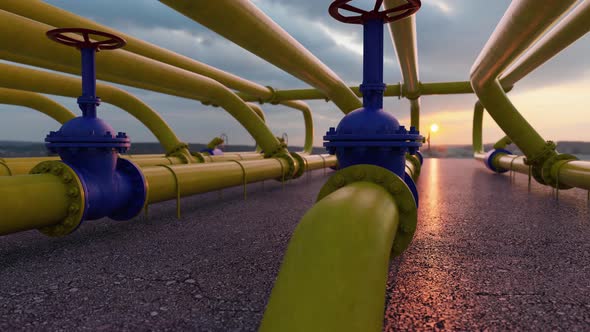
left=430, top=123, right=439, bottom=133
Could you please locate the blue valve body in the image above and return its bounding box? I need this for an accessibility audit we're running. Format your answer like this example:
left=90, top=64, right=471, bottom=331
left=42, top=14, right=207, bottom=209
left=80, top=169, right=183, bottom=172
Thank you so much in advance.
left=324, top=18, right=422, bottom=180
left=45, top=46, right=146, bottom=222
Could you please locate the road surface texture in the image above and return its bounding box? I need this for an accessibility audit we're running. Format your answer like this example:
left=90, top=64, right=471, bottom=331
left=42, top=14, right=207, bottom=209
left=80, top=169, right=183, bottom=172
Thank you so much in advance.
left=1, top=159, right=589, bottom=331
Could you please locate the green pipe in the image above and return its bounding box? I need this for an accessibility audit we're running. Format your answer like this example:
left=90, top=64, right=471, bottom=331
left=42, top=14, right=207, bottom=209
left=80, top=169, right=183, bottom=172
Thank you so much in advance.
left=470, top=0, right=576, bottom=167
left=0, top=87, right=75, bottom=124
left=238, top=81, right=474, bottom=102
left=0, top=10, right=284, bottom=158
left=260, top=181, right=399, bottom=331
left=0, top=63, right=189, bottom=158
left=500, top=1, right=590, bottom=87
left=159, top=0, right=362, bottom=114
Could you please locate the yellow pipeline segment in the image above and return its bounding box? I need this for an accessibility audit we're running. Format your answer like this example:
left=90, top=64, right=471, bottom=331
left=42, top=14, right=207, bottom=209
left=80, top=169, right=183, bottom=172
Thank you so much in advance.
left=0, top=153, right=267, bottom=176
left=385, top=0, right=421, bottom=129
left=0, top=10, right=283, bottom=157
left=2, top=0, right=317, bottom=148
left=260, top=181, right=399, bottom=331
left=0, top=174, right=72, bottom=234
left=500, top=1, right=590, bottom=87
left=278, top=100, right=314, bottom=154
left=470, top=0, right=577, bottom=160
left=238, top=81, right=474, bottom=102
left=0, top=0, right=272, bottom=101
left=0, top=88, right=75, bottom=124
left=141, top=155, right=336, bottom=204
left=486, top=153, right=590, bottom=192
left=0, top=155, right=336, bottom=236
left=0, top=63, right=187, bottom=157
left=159, top=0, right=362, bottom=114
left=247, top=103, right=266, bottom=153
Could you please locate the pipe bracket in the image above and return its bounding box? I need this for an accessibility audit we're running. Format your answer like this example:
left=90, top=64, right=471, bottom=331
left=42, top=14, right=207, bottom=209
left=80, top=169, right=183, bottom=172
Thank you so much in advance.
left=317, top=164, right=418, bottom=257
left=30, top=161, right=85, bottom=237
left=544, top=153, right=578, bottom=189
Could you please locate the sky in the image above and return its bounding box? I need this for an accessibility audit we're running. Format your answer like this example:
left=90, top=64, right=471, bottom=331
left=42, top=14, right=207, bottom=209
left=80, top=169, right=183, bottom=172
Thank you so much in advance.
left=1, top=0, right=588, bottom=147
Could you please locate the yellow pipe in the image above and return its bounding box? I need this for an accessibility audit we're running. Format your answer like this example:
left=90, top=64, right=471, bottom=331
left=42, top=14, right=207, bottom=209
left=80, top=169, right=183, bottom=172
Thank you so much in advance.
left=0, top=154, right=266, bottom=176
left=0, top=87, right=75, bottom=124
left=159, top=0, right=362, bottom=114
left=143, top=158, right=289, bottom=204
left=238, top=81, right=474, bottom=102
left=0, top=0, right=273, bottom=101
left=247, top=102, right=266, bottom=153
left=301, top=154, right=338, bottom=171
left=260, top=181, right=399, bottom=331
left=0, top=63, right=188, bottom=158
left=0, top=10, right=283, bottom=157
left=470, top=0, right=576, bottom=160
left=1, top=0, right=316, bottom=152
left=385, top=0, right=421, bottom=130
left=500, top=1, right=590, bottom=87
left=279, top=100, right=314, bottom=154
left=0, top=174, right=70, bottom=234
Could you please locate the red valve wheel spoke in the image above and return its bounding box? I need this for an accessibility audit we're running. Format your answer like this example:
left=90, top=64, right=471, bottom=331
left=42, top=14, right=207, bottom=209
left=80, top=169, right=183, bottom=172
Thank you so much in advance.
left=46, top=28, right=126, bottom=51
left=373, top=0, right=384, bottom=12
left=340, top=4, right=368, bottom=15
left=329, top=0, right=421, bottom=24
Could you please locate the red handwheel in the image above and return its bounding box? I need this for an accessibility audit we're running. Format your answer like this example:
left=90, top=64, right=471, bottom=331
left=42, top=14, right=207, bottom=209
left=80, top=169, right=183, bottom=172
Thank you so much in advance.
left=46, top=28, right=126, bottom=50
left=329, top=0, right=421, bottom=24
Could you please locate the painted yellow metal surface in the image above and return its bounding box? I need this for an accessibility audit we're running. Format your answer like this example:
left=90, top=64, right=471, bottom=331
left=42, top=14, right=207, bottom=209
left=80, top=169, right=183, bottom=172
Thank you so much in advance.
left=159, top=0, right=363, bottom=114
left=260, top=181, right=399, bottom=332
left=0, top=174, right=71, bottom=234
left=0, top=63, right=188, bottom=157
left=0, top=88, right=75, bottom=124
left=0, top=9, right=284, bottom=157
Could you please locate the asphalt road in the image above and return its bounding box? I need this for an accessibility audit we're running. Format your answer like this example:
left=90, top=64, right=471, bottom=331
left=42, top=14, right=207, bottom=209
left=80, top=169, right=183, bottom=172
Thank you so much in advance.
left=1, top=159, right=589, bottom=331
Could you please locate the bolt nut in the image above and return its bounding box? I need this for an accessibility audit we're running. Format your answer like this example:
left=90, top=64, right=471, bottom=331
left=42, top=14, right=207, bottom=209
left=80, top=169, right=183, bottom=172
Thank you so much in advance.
left=68, top=188, right=79, bottom=197
left=68, top=204, right=80, bottom=214
left=332, top=175, right=345, bottom=187
left=353, top=169, right=365, bottom=180
left=389, top=182, right=402, bottom=194
left=51, top=165, right=63, bottom=175
left=62, top=174, right=73, bottom=183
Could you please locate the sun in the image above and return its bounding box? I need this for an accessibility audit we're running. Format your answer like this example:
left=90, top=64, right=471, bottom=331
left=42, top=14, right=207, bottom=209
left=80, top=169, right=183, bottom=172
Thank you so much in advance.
left=430, top=123, right=439, bottom=133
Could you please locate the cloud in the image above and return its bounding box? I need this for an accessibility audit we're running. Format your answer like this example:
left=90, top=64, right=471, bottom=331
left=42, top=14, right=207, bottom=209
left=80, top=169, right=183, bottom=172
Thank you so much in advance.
left=2, top=0, right=588, bottom=146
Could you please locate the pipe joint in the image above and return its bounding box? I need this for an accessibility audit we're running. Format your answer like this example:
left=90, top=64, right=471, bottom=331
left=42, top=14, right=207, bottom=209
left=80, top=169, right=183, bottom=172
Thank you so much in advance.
left=273, top=151, right=302, bottom=180
left=166, top=142, right=194, bottom=163
left=543, top=153, right=578, bottom=189
left=484, top=149, right=511, bottom=173
left=317, top=164, right=418, bottom=256
left=29, top=161, right=86, bottom=236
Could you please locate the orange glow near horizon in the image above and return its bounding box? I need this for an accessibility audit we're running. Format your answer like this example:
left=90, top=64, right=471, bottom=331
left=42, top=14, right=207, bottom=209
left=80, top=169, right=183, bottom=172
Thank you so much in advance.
left=395, top=75, right=590, bottom=145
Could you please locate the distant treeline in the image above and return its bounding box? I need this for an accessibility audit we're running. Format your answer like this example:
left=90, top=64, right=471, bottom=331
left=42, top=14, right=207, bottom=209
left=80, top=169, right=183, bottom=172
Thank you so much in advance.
left=1, top=141, right=589, bottom=159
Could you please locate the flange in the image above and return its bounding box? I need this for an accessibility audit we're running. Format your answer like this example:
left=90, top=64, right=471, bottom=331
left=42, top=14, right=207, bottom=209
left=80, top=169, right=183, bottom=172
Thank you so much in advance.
left=317, top=164, right=418, bottom=257
left=30, top=161, right=86, bottom=237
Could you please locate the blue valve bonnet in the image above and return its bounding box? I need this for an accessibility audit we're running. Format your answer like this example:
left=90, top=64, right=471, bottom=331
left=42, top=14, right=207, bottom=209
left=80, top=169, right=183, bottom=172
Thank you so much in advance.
left=323, top=14, right=422, bottom=178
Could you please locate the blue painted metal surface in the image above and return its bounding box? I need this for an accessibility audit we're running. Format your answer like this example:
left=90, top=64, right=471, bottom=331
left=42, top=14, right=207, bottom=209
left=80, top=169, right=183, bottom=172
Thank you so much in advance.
left=45, top=28, right=146, bottom=222
left=324, top=16, right=422, bottom=178
left=484, top=148, right=512, bottom=173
